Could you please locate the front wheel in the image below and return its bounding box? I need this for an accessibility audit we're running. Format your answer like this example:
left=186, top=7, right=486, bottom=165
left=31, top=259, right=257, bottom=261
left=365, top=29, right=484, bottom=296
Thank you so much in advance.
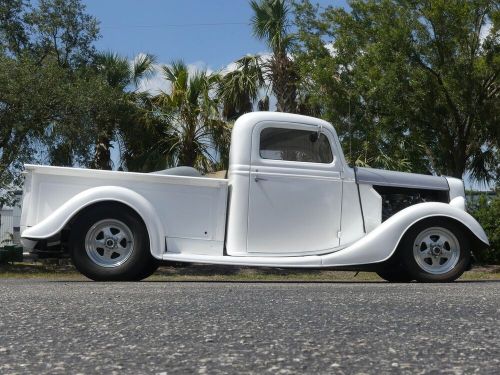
left=400, top=219, right=470, bottom=283
left=69, top=204, right=159, bottom=281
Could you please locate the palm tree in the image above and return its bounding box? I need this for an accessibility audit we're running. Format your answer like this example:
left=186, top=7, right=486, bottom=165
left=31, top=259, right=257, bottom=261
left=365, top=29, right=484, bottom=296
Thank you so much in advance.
left=250, top=0, right=298, bottom=112
left=218, top=55, right=267, bottom=121
left=147, top=61, right=230, bottom=172
left=91, top=52, right=156, bottom=170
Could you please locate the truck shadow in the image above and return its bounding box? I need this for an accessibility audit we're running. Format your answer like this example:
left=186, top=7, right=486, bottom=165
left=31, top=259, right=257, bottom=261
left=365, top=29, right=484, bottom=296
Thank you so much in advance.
left=140, top=264, right=500, bottom=283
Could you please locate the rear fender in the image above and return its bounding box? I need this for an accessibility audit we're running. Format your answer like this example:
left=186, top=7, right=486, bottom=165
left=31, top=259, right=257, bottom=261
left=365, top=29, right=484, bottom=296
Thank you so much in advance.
left=322, top=202, right=489, bottom=266
left=20, top=186, right=164, bottom=258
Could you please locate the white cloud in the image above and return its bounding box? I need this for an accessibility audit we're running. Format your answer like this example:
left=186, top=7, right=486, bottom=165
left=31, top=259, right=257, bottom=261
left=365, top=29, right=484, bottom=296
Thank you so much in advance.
left=480, top=20, right=493, bottom=44
left=136, top=59, right=215, bottom=94
left=135, top=51, right=275, bottom=94
left=324, top=42, right=336, bottom=57
left=221, top=61, right=239, bottom=74
left=137, top=67, right=169, bottom=94
left=218, top=52, right=272, bottom=76
left=133, top=52, right=277, bottom=109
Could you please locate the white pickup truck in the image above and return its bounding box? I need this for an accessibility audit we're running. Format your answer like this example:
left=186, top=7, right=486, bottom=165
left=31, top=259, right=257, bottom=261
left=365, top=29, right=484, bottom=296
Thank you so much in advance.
left=20, top=112, right=489, bottom=282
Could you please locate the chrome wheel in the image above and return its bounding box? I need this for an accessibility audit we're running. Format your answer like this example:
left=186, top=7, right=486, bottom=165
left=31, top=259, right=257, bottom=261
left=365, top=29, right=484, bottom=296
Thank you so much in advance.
left=84, top=219, right=134, bottom=268
left=412, top=227, right=460, bottom=275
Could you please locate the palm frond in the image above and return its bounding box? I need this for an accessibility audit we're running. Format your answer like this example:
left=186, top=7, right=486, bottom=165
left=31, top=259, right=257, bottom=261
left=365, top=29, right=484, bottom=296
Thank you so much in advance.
left=132, top=53, right=157, bottom=87
left=250, top=0, right=292, bottom=54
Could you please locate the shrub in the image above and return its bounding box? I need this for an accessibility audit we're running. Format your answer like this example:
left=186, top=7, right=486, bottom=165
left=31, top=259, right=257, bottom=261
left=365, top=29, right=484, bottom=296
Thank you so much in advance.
left=470, top=195, right=500, bottom=264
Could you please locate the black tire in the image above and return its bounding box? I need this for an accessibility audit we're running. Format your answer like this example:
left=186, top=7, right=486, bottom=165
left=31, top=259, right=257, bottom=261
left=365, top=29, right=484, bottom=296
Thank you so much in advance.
left=133, top=258, right=160, bottom=281
left=69, top=204, right=159, bottom=281
left=376, top=267, right=413, bottom=282
left=399, top=218, right=470, bottom=283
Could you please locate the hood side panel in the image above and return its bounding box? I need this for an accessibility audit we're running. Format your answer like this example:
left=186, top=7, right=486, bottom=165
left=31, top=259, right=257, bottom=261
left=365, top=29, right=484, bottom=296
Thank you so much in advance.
left=355, top=167, right=449, bottom=191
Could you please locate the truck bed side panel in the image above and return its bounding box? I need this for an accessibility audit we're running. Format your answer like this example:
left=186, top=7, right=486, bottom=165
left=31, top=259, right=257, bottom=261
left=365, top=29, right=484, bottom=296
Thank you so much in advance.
left=21, top=165, right=228, bottom=256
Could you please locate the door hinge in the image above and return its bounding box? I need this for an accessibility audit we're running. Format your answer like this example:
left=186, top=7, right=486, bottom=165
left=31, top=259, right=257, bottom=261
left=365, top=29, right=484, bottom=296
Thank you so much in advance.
left=337, top=230, right=342, bottom=239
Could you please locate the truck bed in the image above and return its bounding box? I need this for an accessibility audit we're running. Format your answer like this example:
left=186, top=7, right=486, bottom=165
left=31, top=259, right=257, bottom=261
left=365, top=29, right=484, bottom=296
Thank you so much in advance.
left=21, top=165, right=228, bottom=256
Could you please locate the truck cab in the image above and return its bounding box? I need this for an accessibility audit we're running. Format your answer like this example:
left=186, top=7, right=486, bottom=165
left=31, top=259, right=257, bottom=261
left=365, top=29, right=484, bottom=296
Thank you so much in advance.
left=226, top=112, right=361, bottom=256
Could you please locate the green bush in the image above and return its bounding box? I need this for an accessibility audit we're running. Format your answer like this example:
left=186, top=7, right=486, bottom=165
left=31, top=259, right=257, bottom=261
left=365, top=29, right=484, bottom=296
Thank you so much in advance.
left=470, top=195, right=500, bottom=264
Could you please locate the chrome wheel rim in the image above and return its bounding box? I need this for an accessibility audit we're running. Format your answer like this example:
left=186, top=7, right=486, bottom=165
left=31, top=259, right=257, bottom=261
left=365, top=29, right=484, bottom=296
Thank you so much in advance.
left=85, top=219, right=134, bottom=268
left=413, top=227, right=460, bottom=275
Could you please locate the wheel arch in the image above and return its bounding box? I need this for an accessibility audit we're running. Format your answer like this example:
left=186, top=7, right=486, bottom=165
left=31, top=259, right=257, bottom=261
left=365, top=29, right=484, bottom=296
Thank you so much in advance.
left=66, top=200, right=149, bottom=235
left=391, top=215, right=488, bottom=260
left=321, top=202, right=488, bottom=267
left=21, top=186, right=165, bottom=259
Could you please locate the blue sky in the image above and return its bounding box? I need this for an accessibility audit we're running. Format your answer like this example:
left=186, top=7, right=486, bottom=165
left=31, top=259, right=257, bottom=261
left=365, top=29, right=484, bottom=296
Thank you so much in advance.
left=84, top=0, right=347, bottom=71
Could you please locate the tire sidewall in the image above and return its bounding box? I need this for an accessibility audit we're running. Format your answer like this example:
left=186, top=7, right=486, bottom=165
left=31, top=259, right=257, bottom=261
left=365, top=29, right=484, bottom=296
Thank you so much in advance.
left=401, top=218, right=470, bottom=282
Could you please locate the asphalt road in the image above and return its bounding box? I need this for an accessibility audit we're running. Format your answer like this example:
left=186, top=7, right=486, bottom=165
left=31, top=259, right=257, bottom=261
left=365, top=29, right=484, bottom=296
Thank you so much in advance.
left=0, top=281, right=499, bottom=374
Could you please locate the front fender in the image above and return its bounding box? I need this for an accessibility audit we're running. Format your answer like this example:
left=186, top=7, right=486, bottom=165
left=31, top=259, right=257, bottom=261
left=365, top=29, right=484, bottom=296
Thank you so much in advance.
left=322, top=202, right=489, bottom=266
left=21, top=186, right=164, bottom=259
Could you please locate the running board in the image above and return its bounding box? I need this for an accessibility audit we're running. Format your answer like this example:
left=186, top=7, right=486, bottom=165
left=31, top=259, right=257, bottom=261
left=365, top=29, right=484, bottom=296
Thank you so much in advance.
left=162, top=253, right=322, bottom=268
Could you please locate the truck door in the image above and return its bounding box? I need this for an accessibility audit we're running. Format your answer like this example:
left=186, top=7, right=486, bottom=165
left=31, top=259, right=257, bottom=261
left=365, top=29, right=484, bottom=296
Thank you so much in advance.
left=247, top=122, right=343, bottom=255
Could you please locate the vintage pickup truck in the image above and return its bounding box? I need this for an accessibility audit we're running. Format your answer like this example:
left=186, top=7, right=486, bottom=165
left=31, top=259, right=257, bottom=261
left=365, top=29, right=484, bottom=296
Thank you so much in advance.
left=20, top=112, right=489, bottom=282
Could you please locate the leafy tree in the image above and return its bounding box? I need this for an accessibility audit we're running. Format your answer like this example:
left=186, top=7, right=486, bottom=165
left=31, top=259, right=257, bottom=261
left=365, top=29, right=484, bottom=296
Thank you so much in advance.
left=0, top=0, right=29, bottom=55
left=0, top=53, right=114, bottom=203
left=145, top=61, right=230, bottom=172
left=293, top=0, right=499, bottom=180
left=0, top=0, right=106, bottom=203
left=0, top=0, right=99, bottom=67
left=470, top=194, right=500, bottom=264
left=0, top=54, right=51, bottom=204
left=90, top=52, right=155, bottom=170
left=218, top=55, right=266, bottom=121
left=26, top=0, right=99, bottom=67
left=251, top=0, right=299, bottom=112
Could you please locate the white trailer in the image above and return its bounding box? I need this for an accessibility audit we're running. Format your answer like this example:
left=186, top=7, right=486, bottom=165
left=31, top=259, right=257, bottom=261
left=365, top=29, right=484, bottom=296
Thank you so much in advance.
left=1, top=204, right=21, bottom=245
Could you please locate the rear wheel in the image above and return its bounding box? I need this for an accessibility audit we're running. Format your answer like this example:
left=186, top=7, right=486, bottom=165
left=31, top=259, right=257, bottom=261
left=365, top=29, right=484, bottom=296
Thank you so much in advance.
left=69, top=204, right=159, bottom=281
left=400, top=219, right=470, bottom=282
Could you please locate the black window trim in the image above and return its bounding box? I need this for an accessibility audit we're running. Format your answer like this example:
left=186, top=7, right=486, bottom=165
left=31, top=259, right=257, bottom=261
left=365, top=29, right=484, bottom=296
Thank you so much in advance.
left=258, top=125, right=336, bottom=165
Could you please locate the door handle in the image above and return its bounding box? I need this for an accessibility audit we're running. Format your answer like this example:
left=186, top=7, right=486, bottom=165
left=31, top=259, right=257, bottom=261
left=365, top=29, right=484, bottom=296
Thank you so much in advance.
left=254, top=175, right=267, bottom=182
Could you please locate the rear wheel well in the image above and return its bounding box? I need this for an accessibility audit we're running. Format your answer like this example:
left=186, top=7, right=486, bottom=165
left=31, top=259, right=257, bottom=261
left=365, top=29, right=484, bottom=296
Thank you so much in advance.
left=62, top=201, right=148, bottom=248
left=67, top=201, right=144, bottom=226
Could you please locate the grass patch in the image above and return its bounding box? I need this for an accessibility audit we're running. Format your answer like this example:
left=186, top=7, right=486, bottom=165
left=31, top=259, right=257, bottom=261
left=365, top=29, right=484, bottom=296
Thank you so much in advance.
left=1, top=262, right=499, bottom=281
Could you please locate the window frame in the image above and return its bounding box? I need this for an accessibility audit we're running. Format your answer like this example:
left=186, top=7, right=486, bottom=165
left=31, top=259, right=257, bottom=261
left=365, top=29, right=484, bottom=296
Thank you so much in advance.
left=252, top=121, right=338, bottom=170
left=258, top=126, right=334, bottom=164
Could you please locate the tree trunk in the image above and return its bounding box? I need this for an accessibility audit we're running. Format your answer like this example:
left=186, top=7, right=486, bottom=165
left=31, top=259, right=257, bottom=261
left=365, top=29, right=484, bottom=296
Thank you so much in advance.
left=271, top=54, right=298, bottom=113
left=178, top=138, right=197, bottom=168
left=92, top=132, right=112, bottom=170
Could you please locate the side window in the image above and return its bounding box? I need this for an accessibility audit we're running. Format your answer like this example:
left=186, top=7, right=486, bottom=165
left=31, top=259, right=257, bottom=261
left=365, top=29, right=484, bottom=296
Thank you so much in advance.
left=259, top=127, right=333, bottom=164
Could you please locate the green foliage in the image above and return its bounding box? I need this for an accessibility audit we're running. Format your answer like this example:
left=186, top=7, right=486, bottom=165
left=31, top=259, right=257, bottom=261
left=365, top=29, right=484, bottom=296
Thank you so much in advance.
left=470, top=195, right=500, bottom=264
left=0, top=0, right=106, bottom=202
left=251, top=0, right=292, bottom=54
left=293, top=0, right=499, bottom=178
left=250, top=0, right=299, bottom=113
left=218, top=55, right=266, bottom=121
left=143, top=61, right=231, bottom=172
left=0, top=0, right=155, bottom=188
left=0, top=0, right=99, bottom=67
left=90, top=52, right=156, bottom=170
left=0, top=54, right=111, bottom=203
